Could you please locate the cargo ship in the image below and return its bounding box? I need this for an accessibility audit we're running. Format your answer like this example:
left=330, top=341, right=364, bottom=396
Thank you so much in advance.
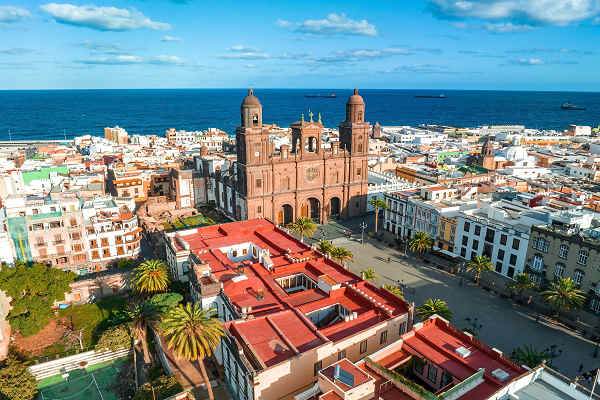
left=560, top=101, right=585, bottom=110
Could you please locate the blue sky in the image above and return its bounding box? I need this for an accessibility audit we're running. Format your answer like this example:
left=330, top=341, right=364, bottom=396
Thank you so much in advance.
left=1, top=0, right=599, bottom=90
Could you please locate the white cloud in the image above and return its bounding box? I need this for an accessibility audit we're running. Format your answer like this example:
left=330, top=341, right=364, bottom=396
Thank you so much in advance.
left=219, top=52, right=270, bottom=60
left=80, top=55, right=144, bottom=65
left=245, top=64, right=257, bottom=69
left=429, top=0, right=600, bottom=26
left=40, top=3, right=171, bottom=31
left=513, top=57, right=544, bottom=65
left=228, top=45, right=258, bottom=52
left=484, top=22, right=534, bottom=32
left=280, top=13, right=377, bottom=36
left=161, top=35, right=181, bottom=42
left=451, top=21, right=468, bottom=29
left=0, top=48, right=35, bottom=55
left=0, top=6, right=30, bottom=23
left=150, top=55, right=184, bottom=64
left=314, top=47, right=414, bottom=63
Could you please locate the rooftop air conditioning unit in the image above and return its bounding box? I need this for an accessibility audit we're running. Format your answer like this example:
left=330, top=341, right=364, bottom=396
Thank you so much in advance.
left=492, top=368, right=509, bottom=382
left=455, top=346, right=472, bottom=358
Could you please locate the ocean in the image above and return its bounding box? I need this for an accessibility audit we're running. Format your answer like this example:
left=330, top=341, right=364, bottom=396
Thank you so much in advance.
left=1, top=89, right=599, bottom=140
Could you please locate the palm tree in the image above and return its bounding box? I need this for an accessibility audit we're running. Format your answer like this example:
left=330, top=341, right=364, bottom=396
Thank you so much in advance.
left=382, top=284, right=404, bottom=300
left=510, top=345, right=551, bottom=368
left=416, top=298, right=453, bottom=321
left=508, top=273, right=535, bottom=300
left=126, top=302, right=159, bottom=364
left=330, top=246, right=354, bottom=266
left=369, top=197, right=389, bottom=234
left=287, top=217, right=316, bottom=242
left=316, top=240, right=334, bottom=257
left=541, top=277, right=585, bottom=317
left=360, top=268, right=378, bottom=283
left=161, top=303, right=225, bottom=400
left=132, top=259, right=170, bottom=296
left=409, top=232, right=432, bottom=258
left=466, top=255, right=492, bottom=285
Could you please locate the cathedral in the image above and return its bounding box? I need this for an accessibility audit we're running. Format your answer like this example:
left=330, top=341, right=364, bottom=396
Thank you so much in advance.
left=231, top=88, right=370, bottom=225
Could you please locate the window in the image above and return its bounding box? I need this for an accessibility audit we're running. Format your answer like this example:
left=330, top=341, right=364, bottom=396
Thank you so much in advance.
left=474, top=225, right=481, bottom=235
left=495, top=262, right=502, bottom=272
left=427, top=365, right=438, bottom=383
left=531, top=254, right=543, bottom=271
left=357, top=168, right=361, bottom=176
left=485, top=229, right=495, bottom=243
left=472, top=240, right=479, bottom=251
left=232, top=250, right=238, bottom=257
left=242, top=248, right=247, bottom=255
left=380, top=330, right=388, bottom=344
left=313, top=360, right=322, bottom=376
left=462, top=236, right=468, bottom=246
left=509, top=254, right=517, bottom=266
left=533, top=237, right=549, bottom=253
left=497, top=249, right=505, bottom=261
left=338, top=350, right=346, bottom=361
left=500, top=234, right=507, bottom=246
left=399, top=322, right=407, bottom=335
left=414, top=358, right=425, bottom=375
left=578, top=250, right=589, bottom=265
left=461, top=247, right=466, bottom=258
left=464, top=221, right=470, bottom=232
left=512, top=239, right=520, bottom=250
left=360, top=340, right=368, bottom=354
left=559, top=244, right=569, bottom=259
left=555, top=263, right=565, bottom=278
left=257, top=206, right=262, bottom=214
left=574, top=270, right=584, bottom=285
left=507, top=267, right=515, bottom=278
left=256, top=178, right=262, bottom=188
left=471, top=251, right=477, bottom=260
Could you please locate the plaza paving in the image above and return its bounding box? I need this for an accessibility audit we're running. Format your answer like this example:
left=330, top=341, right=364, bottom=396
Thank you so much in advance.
left=334, top=235, right=600, bottom=379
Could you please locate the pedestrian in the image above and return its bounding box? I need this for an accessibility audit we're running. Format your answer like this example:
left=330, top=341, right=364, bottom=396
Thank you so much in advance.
left=579, top=363, right=584, bottom=373
left=387, top=257, right=391, bottom=263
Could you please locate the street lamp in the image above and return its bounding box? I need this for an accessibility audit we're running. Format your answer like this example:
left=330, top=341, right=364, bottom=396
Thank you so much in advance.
left=360, top=221, right=367, bottom=245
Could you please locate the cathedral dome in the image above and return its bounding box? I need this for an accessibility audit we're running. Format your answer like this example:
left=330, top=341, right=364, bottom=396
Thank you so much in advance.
left=347, top=88, right=364, bottom=105
left=242, top=88, right=260, bottom=106
left=505, top=146, right=528, bottom=162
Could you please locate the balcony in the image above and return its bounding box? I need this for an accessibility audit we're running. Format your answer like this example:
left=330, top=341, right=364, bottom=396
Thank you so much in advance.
left=525, top=263, right=546, bottom=276
left=53, top=240, right=65, bottom=245
left=35, top=242, right=47, bottom=248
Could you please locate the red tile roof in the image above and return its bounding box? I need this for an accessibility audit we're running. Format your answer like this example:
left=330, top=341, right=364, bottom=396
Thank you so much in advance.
left=173, top=218, right=410, bottom=368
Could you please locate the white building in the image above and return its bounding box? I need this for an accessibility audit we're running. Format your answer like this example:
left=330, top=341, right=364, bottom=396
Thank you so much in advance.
left=568, top=124, right=591, bottom=136
left=82, top=196, right=141, bottom=266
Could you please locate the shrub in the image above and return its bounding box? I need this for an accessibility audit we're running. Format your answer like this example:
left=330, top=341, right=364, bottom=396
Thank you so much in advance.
left=95, top=324, right=132, bottom=352
left=133, top=375, right=183, bottom=400
left=0, top=357, right=38, bottom=400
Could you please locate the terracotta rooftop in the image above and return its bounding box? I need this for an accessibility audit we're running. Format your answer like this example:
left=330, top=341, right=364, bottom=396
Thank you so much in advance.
left=171, top=218, right=410, bottom=368
left=320, top=358, right=374, bottom=392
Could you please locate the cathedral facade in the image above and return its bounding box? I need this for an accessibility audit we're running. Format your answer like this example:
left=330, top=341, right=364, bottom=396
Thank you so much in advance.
left=232, top=88, right=370, bottom=225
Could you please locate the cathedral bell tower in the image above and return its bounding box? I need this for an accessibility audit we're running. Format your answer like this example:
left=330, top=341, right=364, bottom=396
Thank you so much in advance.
left=339, top=89, right=369, bottom=155
left=236, top=89, right=272, bottom=166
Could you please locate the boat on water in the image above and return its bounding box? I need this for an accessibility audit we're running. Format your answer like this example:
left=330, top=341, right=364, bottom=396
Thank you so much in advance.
left=304, top=94, right=337, bottom=98
left=561, top=101, right=586, bottom=110
left=415, top=94, right=446, bottom=99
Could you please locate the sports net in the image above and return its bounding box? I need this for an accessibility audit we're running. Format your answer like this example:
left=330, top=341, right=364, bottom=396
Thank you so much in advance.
left=37, top=362, right=124, bottom=400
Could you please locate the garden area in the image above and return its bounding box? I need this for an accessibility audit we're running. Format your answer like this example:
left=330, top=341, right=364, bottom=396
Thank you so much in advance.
left=161, top=214, right=216, bottom=231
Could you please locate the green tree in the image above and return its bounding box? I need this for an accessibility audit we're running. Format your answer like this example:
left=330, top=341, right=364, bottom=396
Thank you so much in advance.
left=541, top=277, right=585, bottom=317
left=510, top=345, right=551, bottom=368
left=95, top=324, right=132, bottom=352
left=508, top=273, right=536, bottom=300
left=0, top=262, right=76, bottom=336
left=149, top=292, right=184, bottom=315
left=287, top=217, right=317, bottom=242
left=369, top=197, right=389, bottom=234
left=132, top=260, right=170, bottom=296
left=126, top=302, right=159, bottom=364
left=360, top=268, right=378, bottom=283
left=161, top=303, right=224, bottom=400
left=382, top=284, right=404, bottom=300
left=330, top=247, right=354, bottom=266
left=117, top=258, right=135, bottom=269
left=0, top=357, right=38, bottom=400
left=409, top=232, right=433, bottom=258
left=416, top=298, right=453, bottom=321
left=316, top=240, right=334, bottom=257
left=132, top=375, right=183, bottom=400
left=466, top=255, right=493, bottom=285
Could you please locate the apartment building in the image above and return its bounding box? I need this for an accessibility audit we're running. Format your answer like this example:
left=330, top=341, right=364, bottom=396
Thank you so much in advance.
left=455, top=202, right=534, bottom=280
left=104, top=126, right=129, bottom=144
left=3, top=193, right=88, bottom=272
left=165, top=128, right=196, bottom=146
left=525, top=210, right=600, bottom=312
left=82, top=196, right=141, bottom=270
left=163, top=219, right=413, bottom=400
